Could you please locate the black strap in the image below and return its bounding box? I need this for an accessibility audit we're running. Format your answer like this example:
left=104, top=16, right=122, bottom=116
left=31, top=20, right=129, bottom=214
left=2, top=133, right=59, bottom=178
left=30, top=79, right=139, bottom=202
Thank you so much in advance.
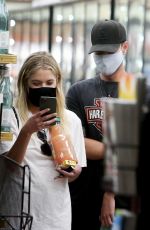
left=12, top=106, right=19, bottom=128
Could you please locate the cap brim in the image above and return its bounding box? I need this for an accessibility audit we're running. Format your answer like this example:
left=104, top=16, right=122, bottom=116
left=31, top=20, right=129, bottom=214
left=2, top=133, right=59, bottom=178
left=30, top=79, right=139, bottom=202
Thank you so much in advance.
left=88, top=44, right=120, bottom=54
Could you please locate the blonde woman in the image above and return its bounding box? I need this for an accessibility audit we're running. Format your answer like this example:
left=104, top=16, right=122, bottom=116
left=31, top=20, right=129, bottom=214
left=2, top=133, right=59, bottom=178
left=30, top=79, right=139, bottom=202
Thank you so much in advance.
left=0, top=51, right=86, bottom=230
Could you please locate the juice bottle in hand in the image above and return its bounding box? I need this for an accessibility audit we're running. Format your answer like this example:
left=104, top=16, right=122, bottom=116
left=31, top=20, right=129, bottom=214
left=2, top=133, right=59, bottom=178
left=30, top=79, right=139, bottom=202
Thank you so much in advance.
left=49, top=117, right=77, bottom=171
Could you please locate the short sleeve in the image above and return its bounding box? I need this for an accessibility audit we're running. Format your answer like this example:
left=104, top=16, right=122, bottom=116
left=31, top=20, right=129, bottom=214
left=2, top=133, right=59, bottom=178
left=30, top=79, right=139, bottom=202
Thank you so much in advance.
left=66, top=110, right=87, bottom=167
left=66, top=83, right=87, bottom=129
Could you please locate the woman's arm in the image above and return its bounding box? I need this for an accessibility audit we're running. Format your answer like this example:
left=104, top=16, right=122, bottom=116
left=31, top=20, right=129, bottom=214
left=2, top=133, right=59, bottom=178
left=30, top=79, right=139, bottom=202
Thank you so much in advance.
left=6, top=125, right=32, bottom=164
left=6, top=109, right=56, bottom=164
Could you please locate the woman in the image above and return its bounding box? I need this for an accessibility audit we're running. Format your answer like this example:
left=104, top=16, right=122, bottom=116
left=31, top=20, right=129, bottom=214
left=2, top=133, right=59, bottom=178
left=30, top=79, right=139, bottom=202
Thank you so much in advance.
left=0, top=51, right=86, bottom=230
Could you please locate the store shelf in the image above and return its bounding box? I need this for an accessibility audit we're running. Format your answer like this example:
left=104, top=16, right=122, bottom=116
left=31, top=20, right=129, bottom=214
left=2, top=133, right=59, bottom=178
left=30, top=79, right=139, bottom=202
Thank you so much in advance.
left=0, top=54, right=17, bottom=64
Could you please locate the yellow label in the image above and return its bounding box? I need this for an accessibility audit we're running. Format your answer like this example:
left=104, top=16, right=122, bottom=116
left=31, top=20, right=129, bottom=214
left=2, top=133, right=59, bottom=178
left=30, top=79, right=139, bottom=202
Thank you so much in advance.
left=0, top=132, right=13, bottom=141
left=0, top=54, right=17, bottom=64
left=61, top=160, right=77, bottom=168
left=119, top=74, right=137, bottom=100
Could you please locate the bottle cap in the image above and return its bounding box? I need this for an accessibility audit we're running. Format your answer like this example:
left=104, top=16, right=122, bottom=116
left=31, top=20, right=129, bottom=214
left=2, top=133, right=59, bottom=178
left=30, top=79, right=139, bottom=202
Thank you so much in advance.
left=56, top=117, right=61, bottom=123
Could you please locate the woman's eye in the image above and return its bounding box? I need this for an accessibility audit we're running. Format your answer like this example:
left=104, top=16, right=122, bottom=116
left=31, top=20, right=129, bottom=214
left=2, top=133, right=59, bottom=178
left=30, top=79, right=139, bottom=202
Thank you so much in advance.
left=32, top=82, right=41, bottom=87
left=47, top=82, right=53, bottom=86
left=46, top=81, right=54, bottom=86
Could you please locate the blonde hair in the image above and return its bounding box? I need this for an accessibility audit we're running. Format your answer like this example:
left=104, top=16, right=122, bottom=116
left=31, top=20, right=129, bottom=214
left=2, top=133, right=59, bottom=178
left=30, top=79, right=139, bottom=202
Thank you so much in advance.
left=16, top=51, right=68, bottom=129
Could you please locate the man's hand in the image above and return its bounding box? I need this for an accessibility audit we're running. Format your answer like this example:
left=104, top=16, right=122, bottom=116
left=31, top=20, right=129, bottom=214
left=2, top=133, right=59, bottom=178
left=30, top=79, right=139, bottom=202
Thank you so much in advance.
left=100, top=192, right=115, bottom=227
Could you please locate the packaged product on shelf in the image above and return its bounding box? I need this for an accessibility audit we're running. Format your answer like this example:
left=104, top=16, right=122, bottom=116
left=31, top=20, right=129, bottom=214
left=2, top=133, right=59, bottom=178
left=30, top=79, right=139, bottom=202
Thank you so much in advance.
left=0, top=0, right=9, bottom=54
left=0, top=65, right=13, bottom=140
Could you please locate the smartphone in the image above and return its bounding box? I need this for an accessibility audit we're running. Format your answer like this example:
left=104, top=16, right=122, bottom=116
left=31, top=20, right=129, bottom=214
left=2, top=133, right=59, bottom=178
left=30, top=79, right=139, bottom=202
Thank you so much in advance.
left=40, top=96, right=56, bottom=115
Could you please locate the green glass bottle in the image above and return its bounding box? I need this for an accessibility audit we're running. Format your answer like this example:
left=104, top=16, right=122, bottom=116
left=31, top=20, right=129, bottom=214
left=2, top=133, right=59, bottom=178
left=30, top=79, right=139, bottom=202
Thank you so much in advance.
left=0, top=65, right=13, bottom=132
left=0, top=0, right=9, bottom=54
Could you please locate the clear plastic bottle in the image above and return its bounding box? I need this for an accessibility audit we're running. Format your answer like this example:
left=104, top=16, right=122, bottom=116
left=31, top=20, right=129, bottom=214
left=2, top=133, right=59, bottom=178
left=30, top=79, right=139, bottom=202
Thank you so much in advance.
left=49, top=117, right=77, bottom=171
left=0, top=0, right=9, bottom=54
left=0, top=65, right=13, bottom=133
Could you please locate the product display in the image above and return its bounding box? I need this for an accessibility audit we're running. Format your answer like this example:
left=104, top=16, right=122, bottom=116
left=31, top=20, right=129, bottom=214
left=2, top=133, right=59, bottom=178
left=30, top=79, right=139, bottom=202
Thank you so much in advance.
left=0, top=65, right=12, bottom=133
left=0, top=0, right=9, bottom=54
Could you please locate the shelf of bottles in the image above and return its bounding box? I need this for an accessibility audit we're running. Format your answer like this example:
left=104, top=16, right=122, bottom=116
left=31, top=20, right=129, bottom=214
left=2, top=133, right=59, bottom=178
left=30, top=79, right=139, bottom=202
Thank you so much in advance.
left=0, top=2, right=33, bottom=230
left=0, top=0, right=17, bottom=141
left=0, top=57, right=17, bottom=141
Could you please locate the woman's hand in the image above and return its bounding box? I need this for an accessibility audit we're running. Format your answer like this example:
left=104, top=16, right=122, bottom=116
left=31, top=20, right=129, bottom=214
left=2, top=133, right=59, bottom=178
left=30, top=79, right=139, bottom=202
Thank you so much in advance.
left=56, top=164, right=82, bottom=182
left=22, top=109, right=57, bottom=135
left=100, top=192, right=115, bottom=228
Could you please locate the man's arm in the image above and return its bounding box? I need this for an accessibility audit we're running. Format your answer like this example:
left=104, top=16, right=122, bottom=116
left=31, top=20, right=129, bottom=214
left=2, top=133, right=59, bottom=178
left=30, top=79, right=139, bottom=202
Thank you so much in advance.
left=100, top=192, right=115, bottom=227
left=85, top=137, right=105, bottom=160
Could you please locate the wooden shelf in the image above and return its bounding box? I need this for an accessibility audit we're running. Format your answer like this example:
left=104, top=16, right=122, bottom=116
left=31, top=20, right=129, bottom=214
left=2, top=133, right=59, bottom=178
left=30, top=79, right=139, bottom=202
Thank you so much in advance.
left=0, top=54, right=17, bottom=64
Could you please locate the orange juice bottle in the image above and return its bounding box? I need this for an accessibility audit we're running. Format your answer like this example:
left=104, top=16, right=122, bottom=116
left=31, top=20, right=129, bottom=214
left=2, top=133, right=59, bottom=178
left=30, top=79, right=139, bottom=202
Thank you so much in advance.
left=119, top=73, right=137, bottom=100
left=49, top=117, right=77, bottom=171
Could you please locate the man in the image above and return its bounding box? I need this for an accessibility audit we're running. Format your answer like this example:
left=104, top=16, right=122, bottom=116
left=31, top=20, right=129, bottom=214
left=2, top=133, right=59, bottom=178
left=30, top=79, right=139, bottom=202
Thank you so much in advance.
left=66, top=19, right=129, bottom=230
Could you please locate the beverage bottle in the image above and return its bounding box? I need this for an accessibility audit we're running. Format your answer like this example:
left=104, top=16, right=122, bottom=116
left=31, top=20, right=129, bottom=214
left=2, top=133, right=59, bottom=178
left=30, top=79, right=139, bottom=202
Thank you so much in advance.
left=118, top=73, right=137, bottom=100
left=0, top=65, right=13, bottom=133
left=49, top=117, right=77, bottom=171
left=0, top=0, right=9, bottom=54
left=0, top=62, right=6, bottom=83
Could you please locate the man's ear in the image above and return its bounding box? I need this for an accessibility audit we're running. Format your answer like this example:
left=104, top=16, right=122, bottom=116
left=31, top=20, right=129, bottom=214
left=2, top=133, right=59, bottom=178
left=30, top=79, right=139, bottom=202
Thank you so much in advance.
left=122, top=41, right=128, bottom=54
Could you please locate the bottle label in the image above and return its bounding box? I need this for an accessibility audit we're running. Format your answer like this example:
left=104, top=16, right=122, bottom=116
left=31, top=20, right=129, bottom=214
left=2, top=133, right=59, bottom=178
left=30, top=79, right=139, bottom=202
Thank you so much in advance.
left=1, top=107, right=11, bottom=132
left=60, top=160, right=77, bottom=169
left=0, top=31, right=9, bottom=49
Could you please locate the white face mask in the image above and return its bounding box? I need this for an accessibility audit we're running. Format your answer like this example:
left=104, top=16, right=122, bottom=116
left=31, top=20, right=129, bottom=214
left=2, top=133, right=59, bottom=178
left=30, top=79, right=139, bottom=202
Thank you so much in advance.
left=93, top=50, right=124, bottom=76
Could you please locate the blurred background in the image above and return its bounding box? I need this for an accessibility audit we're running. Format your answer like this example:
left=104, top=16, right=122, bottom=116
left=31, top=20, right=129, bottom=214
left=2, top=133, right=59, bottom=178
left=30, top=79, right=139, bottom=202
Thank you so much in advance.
left=6, top=0, right=150, bottom=93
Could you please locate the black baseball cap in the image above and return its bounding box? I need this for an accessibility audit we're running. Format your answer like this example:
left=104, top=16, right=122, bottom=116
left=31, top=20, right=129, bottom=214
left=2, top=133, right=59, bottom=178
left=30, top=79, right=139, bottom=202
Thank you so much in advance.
left=88, top=19, right=127, bottom=54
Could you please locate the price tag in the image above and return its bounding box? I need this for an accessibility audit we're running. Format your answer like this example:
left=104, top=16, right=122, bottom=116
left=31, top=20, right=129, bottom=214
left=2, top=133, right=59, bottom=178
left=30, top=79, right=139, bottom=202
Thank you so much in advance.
left=0, top=132, right=13, bottom=141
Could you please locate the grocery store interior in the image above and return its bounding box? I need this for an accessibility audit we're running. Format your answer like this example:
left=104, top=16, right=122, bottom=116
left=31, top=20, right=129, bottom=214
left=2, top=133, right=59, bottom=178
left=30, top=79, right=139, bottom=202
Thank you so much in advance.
left=7, top=0, right=150, bottom=93
left=0, top=1, right=150, bottom=229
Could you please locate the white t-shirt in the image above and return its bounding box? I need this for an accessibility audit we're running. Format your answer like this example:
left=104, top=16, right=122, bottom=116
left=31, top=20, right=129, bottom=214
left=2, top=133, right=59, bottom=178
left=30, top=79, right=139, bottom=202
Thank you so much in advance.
left=0, top=108, right=86, bottom=230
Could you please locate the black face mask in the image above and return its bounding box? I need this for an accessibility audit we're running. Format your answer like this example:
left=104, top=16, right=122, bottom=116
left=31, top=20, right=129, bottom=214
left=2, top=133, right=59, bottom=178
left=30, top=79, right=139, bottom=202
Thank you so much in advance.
left=28, top=87, right=56, bottom=107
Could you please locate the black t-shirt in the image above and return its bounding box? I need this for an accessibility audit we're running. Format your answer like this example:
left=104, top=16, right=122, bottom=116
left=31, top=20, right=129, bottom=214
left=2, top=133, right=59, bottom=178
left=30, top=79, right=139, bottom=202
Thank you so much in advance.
left=66, top=76, right=118, bottom=140
left=66, top=76, right=118, bottom=220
